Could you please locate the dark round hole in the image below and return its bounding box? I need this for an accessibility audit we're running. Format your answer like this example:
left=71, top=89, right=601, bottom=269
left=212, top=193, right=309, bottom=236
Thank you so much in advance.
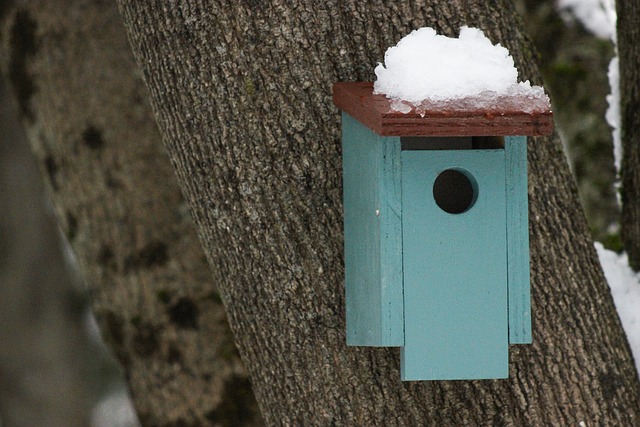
left=433, top=169, right=476, bottom=214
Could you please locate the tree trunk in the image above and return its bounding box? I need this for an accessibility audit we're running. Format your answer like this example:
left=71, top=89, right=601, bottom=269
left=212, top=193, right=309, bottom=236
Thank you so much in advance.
left=0, top=1, right=261, bottom=425
left=618, top=0, right=640, bottom=270
left=115, top=1, right=640, bottom=425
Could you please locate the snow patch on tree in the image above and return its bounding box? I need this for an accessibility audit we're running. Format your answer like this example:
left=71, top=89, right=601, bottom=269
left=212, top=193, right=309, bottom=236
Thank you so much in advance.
left=596, top=242, right=640, bottom=376
left=605, top=56, right=621, bottom=173
left=556, top=0, right=617, bottom=41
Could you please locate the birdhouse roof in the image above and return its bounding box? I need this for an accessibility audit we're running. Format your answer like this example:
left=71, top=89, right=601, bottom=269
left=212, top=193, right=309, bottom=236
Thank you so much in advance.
left=333, top=82, right=554, bottom=137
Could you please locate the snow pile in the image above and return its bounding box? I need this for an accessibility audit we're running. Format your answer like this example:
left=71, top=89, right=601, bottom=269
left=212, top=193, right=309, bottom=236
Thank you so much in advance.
left=373, top=27, right=550, bottom=115
left=556, top=0, right=617, bottom=41
left=596, top=242, right=640, bottom=375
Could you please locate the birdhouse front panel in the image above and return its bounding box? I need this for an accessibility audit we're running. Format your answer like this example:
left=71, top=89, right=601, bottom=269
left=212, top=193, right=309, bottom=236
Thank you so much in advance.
left=401, top=148, right=508, bottom=380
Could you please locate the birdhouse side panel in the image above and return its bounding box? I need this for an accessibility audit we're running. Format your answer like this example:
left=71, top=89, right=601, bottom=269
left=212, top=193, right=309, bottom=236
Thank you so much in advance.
left=342, top=113, right=404, bottom=347
left=505, top=136, right=532, bottom=344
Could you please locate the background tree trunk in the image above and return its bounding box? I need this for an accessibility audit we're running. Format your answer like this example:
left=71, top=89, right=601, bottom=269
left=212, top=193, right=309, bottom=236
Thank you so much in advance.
left=0, top=0, right=261, bottom=425
left=618, top=0, right=640, bottom=270
left=116, top=1, right=640, bottom=425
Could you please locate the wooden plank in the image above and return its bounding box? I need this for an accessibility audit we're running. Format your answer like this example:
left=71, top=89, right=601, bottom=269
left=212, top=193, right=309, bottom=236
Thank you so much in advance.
left=342, top=113, right=404, bottom=346
left=400, top=149, right=508, bottom=380
left=505, top=136, right=532, bottom=344
left=333, top=82, right=554, bottom=137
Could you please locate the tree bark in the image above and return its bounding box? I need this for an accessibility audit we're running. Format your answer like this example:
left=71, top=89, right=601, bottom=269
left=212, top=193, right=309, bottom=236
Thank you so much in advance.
left=115, top=1, right=640, bottom=425
left=618, top=0, right=640, bottom=270
left=0, top=1, right=261, bottom=425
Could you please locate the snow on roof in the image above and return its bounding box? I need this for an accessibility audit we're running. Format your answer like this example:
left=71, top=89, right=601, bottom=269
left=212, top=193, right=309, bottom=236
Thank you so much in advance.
left=373, top=27, right=551, bottom=115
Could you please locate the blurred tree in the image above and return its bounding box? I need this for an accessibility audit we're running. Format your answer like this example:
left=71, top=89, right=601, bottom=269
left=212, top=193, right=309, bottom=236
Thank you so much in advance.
left=0, top=77, right=104, bottom=427
left=2, top=0, right=640, bottom=424
left=617, top=0, right=640, bottom=270
left=0, top=0, right=261, bottom=425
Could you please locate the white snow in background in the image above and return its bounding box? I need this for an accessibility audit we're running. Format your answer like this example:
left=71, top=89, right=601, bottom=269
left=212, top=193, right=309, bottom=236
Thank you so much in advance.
left=85, top=310, right=140, bottom=426
left=556, top=0, right=621, bottom=174
left=606, top=56, right=622, bottom=173
left=84, top=309, right=104, bottom=345
left=596, top=242, right=640, bottom=375
left=373, top=26, right=550, bottom=114
left=556, top=0, right=617, bottom=40
left=91, top=389, right=140, bottom=427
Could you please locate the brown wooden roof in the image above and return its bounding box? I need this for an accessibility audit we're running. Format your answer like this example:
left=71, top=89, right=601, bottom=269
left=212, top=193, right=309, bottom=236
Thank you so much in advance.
left=332, top=82, right=554, bottom=137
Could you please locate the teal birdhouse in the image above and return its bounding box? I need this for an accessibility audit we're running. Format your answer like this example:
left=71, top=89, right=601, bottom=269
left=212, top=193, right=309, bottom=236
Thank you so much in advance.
left=333, top=82, right=553, bottom=381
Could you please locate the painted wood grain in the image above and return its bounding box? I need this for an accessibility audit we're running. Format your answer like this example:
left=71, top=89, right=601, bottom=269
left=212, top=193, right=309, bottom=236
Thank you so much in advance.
left=342, top=113, right=404, bottom=346
left=506, top=136, right=532, bottom=344
left=333, top=82, right=554, bottom=137
left=400, top=149, right=508, bottom=380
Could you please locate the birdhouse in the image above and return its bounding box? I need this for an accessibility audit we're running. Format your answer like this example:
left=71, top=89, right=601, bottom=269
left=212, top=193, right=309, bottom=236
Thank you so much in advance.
left=333, top=82, right=553, bottom=381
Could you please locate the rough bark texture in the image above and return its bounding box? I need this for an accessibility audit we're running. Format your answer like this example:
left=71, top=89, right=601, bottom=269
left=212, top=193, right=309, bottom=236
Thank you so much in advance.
left=0, top=1, right=262, bottom=425
left=618, top=0, right=640, bottom=270
left=115, top=1, right=640, bottom=425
